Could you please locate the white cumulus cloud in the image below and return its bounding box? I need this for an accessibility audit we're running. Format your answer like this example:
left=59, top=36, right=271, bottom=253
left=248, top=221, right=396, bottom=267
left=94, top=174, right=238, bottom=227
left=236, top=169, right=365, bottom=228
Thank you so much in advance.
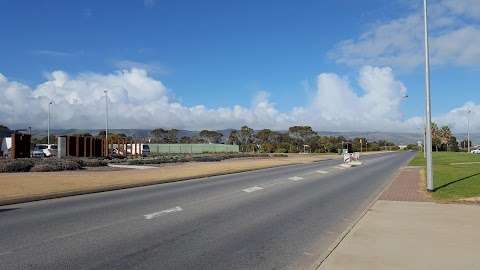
left=0, top=66, right=474, bottom=132
left=329, top=0, right=480, bottom=70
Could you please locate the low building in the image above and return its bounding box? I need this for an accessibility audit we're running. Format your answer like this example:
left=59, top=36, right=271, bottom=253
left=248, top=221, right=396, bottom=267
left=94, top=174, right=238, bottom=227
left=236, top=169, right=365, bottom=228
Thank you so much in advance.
left=1, top=137, right=12, bottom=157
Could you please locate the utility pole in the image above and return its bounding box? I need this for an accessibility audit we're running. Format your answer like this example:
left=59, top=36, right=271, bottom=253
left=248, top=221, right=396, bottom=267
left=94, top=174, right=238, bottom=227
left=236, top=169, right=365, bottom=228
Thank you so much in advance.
left=424, top=0, right=434, bottom=192
left=104, top=90, right=109, bottom=156
left=467, top=109, right=471, bottom=153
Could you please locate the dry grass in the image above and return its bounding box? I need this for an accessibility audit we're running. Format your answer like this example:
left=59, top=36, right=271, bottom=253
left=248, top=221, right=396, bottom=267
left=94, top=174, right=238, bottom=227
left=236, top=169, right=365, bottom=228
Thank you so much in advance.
left=0, top=154, right=339, bottom=203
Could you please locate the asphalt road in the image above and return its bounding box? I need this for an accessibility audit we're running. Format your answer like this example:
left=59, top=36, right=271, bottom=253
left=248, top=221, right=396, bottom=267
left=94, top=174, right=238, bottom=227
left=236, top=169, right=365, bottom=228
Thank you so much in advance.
left=0, top=152, right=415, bottom=270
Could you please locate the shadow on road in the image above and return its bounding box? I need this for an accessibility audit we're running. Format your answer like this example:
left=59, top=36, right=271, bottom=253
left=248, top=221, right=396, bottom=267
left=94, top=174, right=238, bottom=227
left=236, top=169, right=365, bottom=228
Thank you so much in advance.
left=0, top=208, right=19, bottom=214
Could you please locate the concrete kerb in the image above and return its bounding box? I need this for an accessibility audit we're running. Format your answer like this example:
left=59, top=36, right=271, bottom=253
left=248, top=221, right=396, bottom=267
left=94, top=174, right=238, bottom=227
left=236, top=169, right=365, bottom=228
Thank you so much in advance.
left=313, top=154, right=416, bottom=270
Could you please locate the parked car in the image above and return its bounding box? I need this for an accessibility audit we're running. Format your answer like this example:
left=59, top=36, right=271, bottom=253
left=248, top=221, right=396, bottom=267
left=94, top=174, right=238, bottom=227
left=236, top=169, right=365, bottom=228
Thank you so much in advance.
left=471, top=149, right=480, bottom=154
left=32, top=144, right=58, bottom=158
left=142, top=144, right=150, bottom=157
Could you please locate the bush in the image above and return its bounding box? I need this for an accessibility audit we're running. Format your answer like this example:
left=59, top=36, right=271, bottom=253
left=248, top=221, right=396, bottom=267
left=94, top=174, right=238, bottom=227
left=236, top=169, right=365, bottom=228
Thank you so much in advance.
left=0, top=159, right=34, bottom=173
left=0, top=157, right=107, bottom=173
left=192, top=156, right=224, bottom=162
left=74, top=158, right=108, bottom=167
left=31, top=159, right=82, bottom=172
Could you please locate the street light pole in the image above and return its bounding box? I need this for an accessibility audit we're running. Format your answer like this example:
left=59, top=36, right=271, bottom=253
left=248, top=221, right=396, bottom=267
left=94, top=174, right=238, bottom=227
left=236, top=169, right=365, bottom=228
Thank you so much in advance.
left=47, top=101, right=53, bottom=145
left=467, top=109, right=471, bottom=153
left=423, top=0, right=434, bottom=192
left=104, top=90, right=109, bottom=156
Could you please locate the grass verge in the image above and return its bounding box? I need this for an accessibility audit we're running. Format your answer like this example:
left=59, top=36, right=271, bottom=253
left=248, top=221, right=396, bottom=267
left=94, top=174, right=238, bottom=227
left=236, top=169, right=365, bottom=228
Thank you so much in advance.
left=409, top=152, right=480, bottom=200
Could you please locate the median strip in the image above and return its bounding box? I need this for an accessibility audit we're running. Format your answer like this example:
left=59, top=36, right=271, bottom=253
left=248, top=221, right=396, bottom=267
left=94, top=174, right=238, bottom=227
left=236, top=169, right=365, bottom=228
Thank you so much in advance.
left=144, top=206, right=183, bottom=220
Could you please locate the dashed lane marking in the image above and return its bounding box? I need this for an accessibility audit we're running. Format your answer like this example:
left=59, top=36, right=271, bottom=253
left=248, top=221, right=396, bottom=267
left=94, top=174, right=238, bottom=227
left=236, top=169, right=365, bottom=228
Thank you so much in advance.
left=144, top=206, right=183, bottom=220
left=288, top=176, right=304, bottom=181
left=242, top=186, right=264, bottom=193
left=316, top=170, right=329, bottom=174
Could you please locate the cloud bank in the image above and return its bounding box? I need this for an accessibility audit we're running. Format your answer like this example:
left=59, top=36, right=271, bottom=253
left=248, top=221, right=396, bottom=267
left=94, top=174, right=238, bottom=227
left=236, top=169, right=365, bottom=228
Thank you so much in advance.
left=329, top=0, right=480, bottom=70
left=0, top=66, right=474, bottom=132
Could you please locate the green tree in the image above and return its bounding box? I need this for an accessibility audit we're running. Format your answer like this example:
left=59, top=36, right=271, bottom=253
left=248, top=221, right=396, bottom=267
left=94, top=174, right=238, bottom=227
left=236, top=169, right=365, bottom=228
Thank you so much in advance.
left=236, top=126, right=254, bottom=152
left=227, top=130, right=239, bottom=145
left=255, top=129, right=280, bottom=153
left=431, top=122, right=441, bottom=151
left=199, top=130, right=223, bottom=144
left=439, top=126, right=452, bottom=151
left=151, top=128, right=177, bottom=143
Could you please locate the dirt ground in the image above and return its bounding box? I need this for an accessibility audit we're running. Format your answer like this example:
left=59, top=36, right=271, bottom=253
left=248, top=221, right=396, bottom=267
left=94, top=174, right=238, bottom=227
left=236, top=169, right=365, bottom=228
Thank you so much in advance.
left=0, top=154, right=342, bottom=204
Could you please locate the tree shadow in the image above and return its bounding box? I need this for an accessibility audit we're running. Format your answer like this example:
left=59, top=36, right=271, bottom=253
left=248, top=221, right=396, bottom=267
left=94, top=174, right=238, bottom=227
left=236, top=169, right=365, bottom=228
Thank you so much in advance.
left=434, top=172, right=480, bottom=192
left=0, top=208, right=18, bottom=213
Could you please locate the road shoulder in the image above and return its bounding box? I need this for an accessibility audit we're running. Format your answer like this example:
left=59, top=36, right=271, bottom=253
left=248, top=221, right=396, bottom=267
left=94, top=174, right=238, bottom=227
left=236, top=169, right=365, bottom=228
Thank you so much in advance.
left=318, top=166, right=480, bottom=270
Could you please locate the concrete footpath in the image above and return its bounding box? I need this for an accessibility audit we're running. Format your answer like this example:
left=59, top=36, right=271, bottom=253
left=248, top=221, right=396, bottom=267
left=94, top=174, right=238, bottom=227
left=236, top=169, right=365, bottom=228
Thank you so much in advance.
left=318, top=167, right=480, bottom=270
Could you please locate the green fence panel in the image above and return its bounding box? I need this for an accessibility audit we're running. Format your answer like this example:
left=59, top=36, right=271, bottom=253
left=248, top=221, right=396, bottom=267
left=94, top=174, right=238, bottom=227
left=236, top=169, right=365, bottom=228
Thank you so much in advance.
left=145, top=144, right=239, bottom=154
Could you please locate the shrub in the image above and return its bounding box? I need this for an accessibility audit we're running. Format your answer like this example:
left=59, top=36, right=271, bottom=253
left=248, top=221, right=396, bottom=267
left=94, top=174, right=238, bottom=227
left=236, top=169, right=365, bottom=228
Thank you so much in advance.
left=75, top=158, right=108, bottom=167
left=192, top=156, right=224, bottom=162
left=31, top=159, right=82, bottom=172
left=0, top=159, right=34, bottom=173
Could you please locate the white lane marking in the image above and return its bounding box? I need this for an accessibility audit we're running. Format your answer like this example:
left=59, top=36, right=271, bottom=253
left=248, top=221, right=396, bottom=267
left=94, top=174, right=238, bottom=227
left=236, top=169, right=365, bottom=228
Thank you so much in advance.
left=288, top=176, right=304, bottom=181
left=316, top=170, right=329, bottom=174
left=242, top=186, right=264, bottom=193
left=0, top=251, right=12, bottom=256
left=144, top=206, right=183, bottom=220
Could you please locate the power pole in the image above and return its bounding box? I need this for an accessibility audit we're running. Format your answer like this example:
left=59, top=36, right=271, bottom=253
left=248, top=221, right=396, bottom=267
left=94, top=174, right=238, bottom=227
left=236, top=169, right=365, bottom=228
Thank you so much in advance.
left=424, top=0, right=434, bottom=192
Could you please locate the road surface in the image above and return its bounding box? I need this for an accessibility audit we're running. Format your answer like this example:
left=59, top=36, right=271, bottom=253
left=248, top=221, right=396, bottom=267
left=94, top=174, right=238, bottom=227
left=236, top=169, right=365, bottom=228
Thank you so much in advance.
left=0, top=152, right=414, bottom=270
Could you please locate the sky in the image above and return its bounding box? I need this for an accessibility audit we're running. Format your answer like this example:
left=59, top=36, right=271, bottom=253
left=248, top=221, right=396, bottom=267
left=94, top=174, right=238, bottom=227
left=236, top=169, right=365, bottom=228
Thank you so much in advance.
left=0, top=0, right=479, bottom=133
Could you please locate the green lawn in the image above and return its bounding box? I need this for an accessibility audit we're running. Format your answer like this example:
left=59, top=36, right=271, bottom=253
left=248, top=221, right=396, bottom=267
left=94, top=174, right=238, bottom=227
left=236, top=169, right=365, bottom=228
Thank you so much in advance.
left=409, top=152, right=480, bottom=200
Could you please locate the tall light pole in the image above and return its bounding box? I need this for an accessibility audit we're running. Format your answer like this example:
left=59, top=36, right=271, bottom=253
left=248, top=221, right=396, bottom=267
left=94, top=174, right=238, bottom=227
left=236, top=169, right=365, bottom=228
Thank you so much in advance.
left=424, top=0, right=434, bottom=192
left=47, top=101, right=53, bottom=145
left=467, top=109, right=471, bottom=153
left=104, top=90, right=109, bottom=156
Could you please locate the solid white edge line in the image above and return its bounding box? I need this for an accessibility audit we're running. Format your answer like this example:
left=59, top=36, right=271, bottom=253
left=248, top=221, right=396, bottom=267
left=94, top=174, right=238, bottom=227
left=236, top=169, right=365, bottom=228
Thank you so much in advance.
left=144, top=206, right=183, bottom=220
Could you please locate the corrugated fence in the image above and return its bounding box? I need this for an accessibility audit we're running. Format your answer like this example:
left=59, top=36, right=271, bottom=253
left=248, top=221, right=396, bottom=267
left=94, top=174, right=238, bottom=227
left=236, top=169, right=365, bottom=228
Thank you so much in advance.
left=146, top=144, right=239, bottom=154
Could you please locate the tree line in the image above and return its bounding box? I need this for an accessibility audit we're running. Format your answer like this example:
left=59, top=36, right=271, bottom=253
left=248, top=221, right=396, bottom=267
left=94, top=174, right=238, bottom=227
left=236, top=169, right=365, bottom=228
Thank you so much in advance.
left=150, top=126, right=398, bottom=153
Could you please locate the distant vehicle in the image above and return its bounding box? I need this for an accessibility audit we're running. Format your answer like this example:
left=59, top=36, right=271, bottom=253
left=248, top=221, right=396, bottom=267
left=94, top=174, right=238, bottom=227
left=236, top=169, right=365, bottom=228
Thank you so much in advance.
left=32, top=144, right=58, bottom=158
left=142, top=144, right=150, bottom=157
left=471, top=149, right=480, bottom=154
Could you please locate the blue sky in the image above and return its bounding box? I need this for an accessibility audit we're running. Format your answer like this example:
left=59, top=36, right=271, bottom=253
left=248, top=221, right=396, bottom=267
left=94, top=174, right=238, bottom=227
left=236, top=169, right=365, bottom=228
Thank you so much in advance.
left=1, top=0, right=479, bottom=132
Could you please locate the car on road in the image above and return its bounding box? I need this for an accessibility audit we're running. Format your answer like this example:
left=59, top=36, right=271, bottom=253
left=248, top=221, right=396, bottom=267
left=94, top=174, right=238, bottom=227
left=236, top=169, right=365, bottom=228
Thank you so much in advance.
left=32, top=144, right=57, bottom=158
left=471, top=149, right=480, bottom=154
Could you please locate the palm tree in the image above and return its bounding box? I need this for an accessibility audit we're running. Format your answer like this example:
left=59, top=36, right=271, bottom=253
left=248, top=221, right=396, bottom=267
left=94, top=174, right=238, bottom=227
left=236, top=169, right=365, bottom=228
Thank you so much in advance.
left=439, top=126, right=452, bottom=151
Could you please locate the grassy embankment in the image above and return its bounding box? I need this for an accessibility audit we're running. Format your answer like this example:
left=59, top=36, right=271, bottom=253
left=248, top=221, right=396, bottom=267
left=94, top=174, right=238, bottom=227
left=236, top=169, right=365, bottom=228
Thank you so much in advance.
left=410, top=152, right=480, bottom=200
